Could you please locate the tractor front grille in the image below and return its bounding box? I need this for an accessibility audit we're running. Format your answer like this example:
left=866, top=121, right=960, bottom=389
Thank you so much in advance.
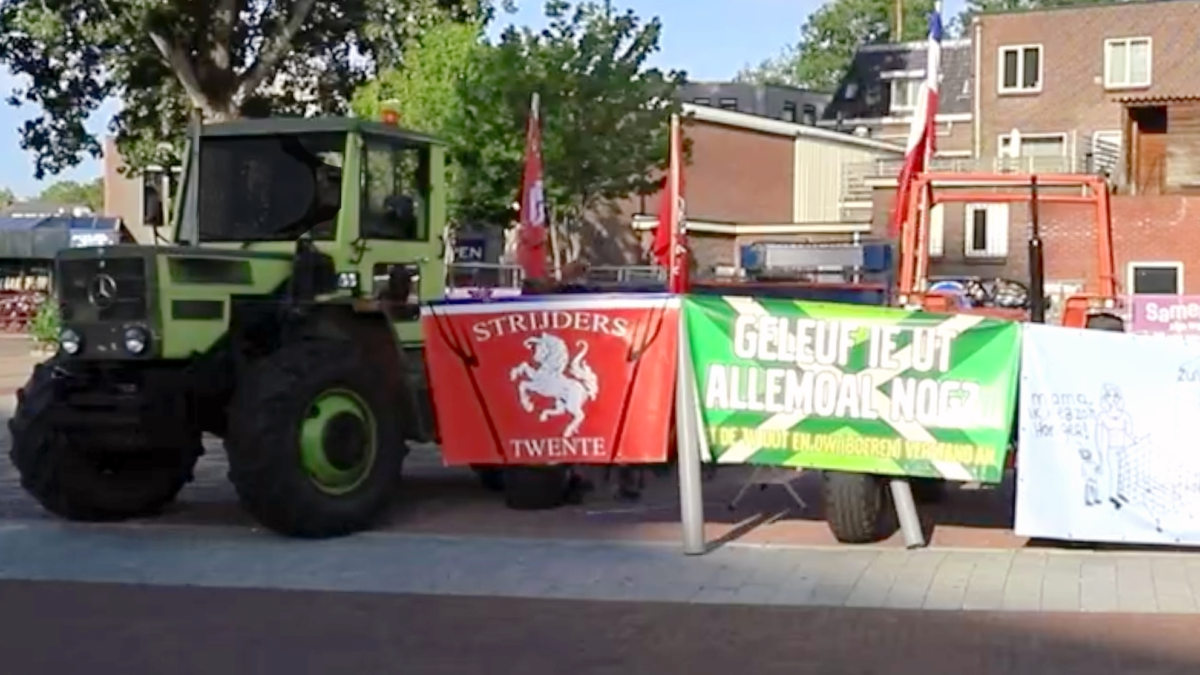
left=58, top=257, right=149, bottom=323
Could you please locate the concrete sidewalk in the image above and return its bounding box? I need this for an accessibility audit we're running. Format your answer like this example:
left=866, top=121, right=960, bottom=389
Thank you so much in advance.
left=1, top=520, right=1198, bottom=614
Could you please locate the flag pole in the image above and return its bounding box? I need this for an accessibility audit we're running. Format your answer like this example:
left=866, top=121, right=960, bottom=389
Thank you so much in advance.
left=529, top=93, right=562, bottom=281
left=667, top=113, right=680, bottom=291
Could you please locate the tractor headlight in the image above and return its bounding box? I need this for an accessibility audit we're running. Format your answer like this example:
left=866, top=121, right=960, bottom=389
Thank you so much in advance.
left=123, top=326, right=150, bottom=355
left=58, top=328, right=81, bottom=355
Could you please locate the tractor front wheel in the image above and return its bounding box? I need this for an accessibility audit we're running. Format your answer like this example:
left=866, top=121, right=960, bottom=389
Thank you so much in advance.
left=8, top=358, right=202, bottom=521
left=225, top=340, right=406, bottom=538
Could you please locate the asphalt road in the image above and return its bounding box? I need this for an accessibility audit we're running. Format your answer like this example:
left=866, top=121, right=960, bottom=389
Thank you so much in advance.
left=1, top=580, right=1199, bottom=675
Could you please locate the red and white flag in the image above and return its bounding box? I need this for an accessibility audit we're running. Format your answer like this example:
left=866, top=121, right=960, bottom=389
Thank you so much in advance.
left=888, top=5, right=944, bottom=238
left=517, top=93, right=549, bottom=280
left=652, top=113, right=688, bottom=293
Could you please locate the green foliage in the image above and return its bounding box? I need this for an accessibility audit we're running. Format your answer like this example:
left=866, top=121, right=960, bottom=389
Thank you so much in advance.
left=740, top=0, right=934, bottom=92
left=352, top=19, right=487, bottom=219
left=38, top=179, right=104, bottom=212
left=27, top=298, right=60, bottom=347
left=447, top=0, right=685, bottom=229
left=0, top=187, right=14, bottom=208
left=0, top=0, right=501, bottom=179
left=351, top=20, right=486, bottom=134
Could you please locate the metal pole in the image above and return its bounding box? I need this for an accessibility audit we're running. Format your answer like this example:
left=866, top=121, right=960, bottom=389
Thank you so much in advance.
left=890, top=479, right=926, bottom=548
left=1029, top=175, right=1046, bottom=323
left=530, top=92, right=563, bottom=281
left=676, top=303, right=706, bottom=555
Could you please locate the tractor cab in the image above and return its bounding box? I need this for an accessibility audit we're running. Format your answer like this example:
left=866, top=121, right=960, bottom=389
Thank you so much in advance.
left=54, top=116, right=449, bottom=362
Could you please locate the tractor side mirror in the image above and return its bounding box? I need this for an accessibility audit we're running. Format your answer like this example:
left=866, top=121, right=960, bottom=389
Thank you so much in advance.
left=143, top=184, right=164, bottom=227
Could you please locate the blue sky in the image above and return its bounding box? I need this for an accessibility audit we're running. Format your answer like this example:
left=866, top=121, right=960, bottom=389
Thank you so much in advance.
left=0, top=0, right=964, bottom=199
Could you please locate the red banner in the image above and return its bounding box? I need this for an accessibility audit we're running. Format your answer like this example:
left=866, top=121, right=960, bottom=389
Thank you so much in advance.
left=421, top=295, right=679, bottom=465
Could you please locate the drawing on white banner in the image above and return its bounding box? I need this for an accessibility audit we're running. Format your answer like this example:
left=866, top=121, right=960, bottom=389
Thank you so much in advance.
left=1091, top=377, right=1200, bottom=533
left=1017, top=324, right=1200, bottom=546
left=1078, top=446, right=1101, bottom=506
left=1094, top=383, right=1135, bottom=509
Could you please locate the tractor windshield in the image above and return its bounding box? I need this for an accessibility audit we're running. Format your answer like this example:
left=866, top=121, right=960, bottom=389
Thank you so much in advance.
left=197, top=132, right=345, bottom=242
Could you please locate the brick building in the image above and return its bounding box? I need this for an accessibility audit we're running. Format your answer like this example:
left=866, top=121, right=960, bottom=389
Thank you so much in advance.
left=851, top=0, right=1200, bottom=296
left=680, top=82, right=830, bottom=125
left=818, top=39, right=974, bottom=155
left=623, top=103, right=903, bottom=274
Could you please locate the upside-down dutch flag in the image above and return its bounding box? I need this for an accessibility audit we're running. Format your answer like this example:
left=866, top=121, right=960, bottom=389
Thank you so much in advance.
left=888, top=6, right=943, bottom=238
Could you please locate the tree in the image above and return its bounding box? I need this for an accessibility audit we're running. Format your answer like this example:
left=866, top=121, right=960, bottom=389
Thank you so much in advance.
left=741, top=0, right=934, bottom=92
left=0, top=187, right=14, bottom=208
left=0, top=0, right=502, bottom=180
left=351, top=18, right=487, bottom=219
left=38, top=179, right=104, bottom=212
left=448, top=0, right=685, bottom=256
left=351, top=19, right=486, bottom=134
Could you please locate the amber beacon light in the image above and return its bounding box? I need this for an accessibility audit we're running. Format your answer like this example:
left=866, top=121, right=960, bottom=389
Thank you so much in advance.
left=380, top=99, right=401, bottom=125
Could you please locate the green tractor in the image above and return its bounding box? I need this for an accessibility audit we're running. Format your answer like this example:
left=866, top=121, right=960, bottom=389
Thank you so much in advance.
left=8, top=116, right=449, bottom=538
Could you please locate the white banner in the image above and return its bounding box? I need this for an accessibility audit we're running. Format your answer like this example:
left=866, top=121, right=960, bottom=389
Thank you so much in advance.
left=1015, top=323, right=1200, bottom=546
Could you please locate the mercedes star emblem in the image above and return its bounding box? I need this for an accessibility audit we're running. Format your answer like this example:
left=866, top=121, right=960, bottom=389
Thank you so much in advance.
left=88, top=273, right=118, bottom=308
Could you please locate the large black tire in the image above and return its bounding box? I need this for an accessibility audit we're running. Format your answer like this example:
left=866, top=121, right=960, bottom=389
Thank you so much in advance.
left=910, top=477, right=949, bottom=504
left=8, top=359, right=202, bottom=521
left=225, top=340, right=406, bottom=538
left=1085, top=314, right=1124, bottom=332
left=822, top=471, right=887, bottom=544
left=503, top=465, right=571, bottom=510
left=472, top=465, right=505, bottom=492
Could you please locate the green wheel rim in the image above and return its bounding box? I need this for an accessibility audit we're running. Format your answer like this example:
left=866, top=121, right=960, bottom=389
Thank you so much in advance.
left=299, top=388, right=378, bottom=495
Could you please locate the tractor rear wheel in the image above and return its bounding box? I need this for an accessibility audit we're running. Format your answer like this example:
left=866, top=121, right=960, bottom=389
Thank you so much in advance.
left=8, top=358, right=202, bottom=521
left=225, top=340, right=406, bottom=538
left=822, top=471, right=888, bottom=544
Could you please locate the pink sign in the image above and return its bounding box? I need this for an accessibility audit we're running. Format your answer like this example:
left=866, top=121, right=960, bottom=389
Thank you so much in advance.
left=1130, top=295, right=1200, bottom=336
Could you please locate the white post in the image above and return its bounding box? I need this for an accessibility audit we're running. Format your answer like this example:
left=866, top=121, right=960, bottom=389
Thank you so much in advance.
left=676, top=304, right=706, bottom=555
left=890, top=479, right=926, bottom=548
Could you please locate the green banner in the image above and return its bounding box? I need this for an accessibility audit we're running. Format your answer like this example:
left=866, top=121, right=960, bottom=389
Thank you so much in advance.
left=684, top=295, right=1021, bottom=483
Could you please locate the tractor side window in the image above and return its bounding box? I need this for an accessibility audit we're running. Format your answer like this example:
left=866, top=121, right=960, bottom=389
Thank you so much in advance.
left=361, top=136, right=430, bottom=241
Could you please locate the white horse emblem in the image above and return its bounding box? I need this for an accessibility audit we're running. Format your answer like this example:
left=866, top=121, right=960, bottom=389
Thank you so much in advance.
left=509, top=332, right=600, bottom=438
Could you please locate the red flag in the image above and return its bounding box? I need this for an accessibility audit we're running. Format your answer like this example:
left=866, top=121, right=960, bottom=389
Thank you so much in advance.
left=517, top=93, right=549, bottom=280
left=652, top=114, right=687, bottom=293
left=888, top=7, right=943, bottom=239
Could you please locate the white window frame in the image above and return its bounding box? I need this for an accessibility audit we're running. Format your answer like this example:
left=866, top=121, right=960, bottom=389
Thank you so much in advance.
left=1127, top=261, right=1183, bottom=295
left=997, top=44, right=1043, bottom=94
left=927, top=203, right=945, bottom=258
left=998, top=132, right=1069, bottom=157
left=1104, top=37, right=1152, bottom=90
left=964, top=203, right=1010, bottom=258
left=889, top=78, right=922, bottom=114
